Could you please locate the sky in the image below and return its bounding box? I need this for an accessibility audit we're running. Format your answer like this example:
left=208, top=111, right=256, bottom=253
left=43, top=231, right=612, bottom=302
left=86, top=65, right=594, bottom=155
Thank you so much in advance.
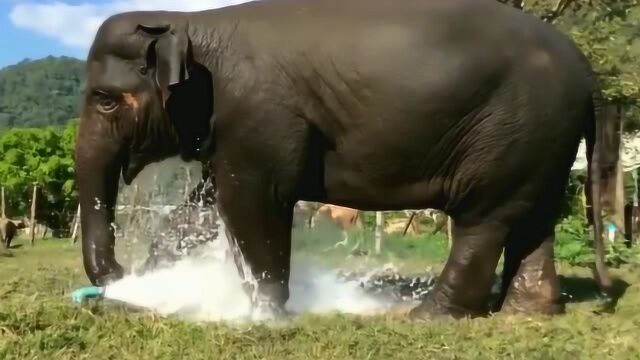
left=0, top=0, right=258, bottom=69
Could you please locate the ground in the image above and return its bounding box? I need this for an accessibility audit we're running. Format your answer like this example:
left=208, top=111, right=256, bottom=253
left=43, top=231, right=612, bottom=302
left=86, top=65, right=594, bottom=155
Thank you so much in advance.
left=1, top=228, right=640, bottom=359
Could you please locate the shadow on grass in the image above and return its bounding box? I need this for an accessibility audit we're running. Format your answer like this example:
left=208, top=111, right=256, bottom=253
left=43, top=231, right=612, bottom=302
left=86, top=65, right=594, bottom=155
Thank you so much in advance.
left=558, top=275, right=631, bottom=313
left=1, top=251, right=14, bottom=257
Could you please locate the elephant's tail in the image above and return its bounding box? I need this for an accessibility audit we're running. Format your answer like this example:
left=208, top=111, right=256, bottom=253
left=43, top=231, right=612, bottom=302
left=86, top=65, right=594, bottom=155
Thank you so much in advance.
left=584, top=73, right=618, bottom=297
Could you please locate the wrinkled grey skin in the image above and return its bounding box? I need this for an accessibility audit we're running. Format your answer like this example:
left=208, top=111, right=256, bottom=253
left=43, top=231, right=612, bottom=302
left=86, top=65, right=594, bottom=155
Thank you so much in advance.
left=75, top=0, right=619, bottom=319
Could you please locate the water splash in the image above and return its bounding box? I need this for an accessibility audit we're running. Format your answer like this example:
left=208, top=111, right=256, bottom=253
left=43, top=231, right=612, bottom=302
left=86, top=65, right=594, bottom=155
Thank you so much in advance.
left=103, top=213, right=392, bottom=323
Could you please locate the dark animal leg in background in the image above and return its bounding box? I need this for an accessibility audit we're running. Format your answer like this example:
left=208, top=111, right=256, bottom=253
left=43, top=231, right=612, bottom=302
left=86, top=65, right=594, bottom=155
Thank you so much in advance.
left=410, top=220, right=507, bottom=319
left=499, top=231, right=563, bottom=315
left=216, top=179, right=293, bottom=317
left=307, top=213, right=313, bottom=229
left=624, top=203, right=632, bottom=248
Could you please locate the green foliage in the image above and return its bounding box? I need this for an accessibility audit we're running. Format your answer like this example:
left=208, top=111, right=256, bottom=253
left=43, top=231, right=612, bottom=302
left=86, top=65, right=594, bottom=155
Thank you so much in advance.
left=557, top=1, right=640, bottom=106
left=0, top=56, right=85, bottom=128
left=0, top=121, right=78, bottom=235
left=555, top=216, right=595, bottom=266
left=559, top=172, right=587, bottom=220
left=555, top=215, right=640, bottom=267
left=504, top=0, right=640, bottom=129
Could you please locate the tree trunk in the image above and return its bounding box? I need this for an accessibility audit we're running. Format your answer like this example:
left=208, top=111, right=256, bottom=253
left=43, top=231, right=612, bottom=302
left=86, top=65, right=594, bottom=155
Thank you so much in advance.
left=375, top=211, right=384, bottom=254
left=447, top=216, right=454, bottom=250
left=30, top=185, right=37, bottom=246
left=71, top=204, right=81, bottom=244
left=611, top=105, right=625, bottom=237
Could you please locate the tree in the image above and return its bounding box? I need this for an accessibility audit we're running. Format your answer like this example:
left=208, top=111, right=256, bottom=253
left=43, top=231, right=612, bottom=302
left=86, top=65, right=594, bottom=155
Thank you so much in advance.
left=498, top=0, right=640, bottom=128
left=0, top=121, right=78, bottom=235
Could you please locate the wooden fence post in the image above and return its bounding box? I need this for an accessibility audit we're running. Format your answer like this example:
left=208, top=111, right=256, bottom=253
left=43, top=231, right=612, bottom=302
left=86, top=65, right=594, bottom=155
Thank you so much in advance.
left=184, top=166, right=192, bottom=202
left=402, top=211, right=418, bottom=236
left=1, top=186, right=5, bottom=218
left=30, top=184, right=37, bottom=246
left=125, top=184, right=139, bottom=239
left=375, top=211, right=384, bottom=254
left=70, top=204, right=81, bottom=244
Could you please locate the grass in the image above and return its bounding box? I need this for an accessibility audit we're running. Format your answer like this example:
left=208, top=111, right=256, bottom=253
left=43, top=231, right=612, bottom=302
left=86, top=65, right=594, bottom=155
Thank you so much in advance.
left=1, top=231, right=640, bottom=359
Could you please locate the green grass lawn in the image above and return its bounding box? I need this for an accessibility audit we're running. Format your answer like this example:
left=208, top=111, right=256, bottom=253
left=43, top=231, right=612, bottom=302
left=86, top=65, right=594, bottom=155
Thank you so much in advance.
left=1, top=232, right=640, bottom=359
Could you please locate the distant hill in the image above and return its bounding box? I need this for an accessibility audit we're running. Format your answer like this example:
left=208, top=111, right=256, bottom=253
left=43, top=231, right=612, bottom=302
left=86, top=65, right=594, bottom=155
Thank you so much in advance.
left=0, top=56, right=85, bottom=128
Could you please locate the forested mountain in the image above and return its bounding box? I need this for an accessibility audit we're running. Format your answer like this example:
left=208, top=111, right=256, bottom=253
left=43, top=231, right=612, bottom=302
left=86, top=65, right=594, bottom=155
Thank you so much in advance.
left=0, top=56, right=85, bottom=128
left=0, top=1, right=638, bottom=132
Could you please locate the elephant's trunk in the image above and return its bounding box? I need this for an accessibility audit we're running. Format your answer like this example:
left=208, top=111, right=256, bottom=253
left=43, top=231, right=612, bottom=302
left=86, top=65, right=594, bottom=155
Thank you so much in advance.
left=75, top=118, right=125, bottom=286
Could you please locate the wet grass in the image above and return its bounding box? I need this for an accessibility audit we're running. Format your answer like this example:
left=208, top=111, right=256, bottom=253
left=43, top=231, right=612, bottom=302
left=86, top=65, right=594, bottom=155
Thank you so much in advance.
left=1, top=235, right=640, bottom=359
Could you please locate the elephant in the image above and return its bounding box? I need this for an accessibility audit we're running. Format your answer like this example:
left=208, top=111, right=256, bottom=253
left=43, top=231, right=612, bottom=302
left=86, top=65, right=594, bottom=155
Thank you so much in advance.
left=1, top=218, right=27, bottom=249
left=75, top=0, right=620, bottom=320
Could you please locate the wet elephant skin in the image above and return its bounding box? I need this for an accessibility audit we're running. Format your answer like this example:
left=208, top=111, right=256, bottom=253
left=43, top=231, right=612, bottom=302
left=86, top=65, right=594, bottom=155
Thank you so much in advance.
left=75, top=0, right=619, bottom=319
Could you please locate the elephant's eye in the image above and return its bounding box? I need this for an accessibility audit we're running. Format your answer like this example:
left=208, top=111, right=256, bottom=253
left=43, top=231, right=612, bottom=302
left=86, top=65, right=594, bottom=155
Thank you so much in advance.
left=96, top=95, right=119, bottom=114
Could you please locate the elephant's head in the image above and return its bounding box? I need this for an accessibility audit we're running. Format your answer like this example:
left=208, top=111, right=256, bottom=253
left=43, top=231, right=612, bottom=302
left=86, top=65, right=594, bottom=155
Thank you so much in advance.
left=75, top=11, right=214, bottom=286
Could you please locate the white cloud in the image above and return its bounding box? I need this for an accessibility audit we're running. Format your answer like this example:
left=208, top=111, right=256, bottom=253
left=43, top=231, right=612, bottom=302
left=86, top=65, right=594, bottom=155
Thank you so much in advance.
left=9, top=0, right=258, bottom=52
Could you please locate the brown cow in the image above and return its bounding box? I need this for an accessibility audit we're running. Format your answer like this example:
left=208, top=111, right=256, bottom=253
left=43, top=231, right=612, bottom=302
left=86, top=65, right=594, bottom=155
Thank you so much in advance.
left=312, top=204, right=363, bottom=250
left=313, top=204, right=362, bottom=230
left=1, top=218, right=27, bottom=249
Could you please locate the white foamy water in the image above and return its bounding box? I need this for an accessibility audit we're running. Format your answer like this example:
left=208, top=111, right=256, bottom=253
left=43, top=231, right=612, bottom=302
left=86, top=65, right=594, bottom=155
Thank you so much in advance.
left=103, top=254, right=391, bottom=323
left=104, top=214, right=392, bottom=323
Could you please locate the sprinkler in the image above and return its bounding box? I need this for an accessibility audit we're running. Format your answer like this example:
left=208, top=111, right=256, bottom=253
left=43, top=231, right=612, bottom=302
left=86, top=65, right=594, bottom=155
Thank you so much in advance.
left=71, top=286, right=105, bottom=304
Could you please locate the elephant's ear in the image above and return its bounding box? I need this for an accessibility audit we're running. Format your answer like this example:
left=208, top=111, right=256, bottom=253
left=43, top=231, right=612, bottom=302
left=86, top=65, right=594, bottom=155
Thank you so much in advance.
left=137, top=24, right=192, bottom=104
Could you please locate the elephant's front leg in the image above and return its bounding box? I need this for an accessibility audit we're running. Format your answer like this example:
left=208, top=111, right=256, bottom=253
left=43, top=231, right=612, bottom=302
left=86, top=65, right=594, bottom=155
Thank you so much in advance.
left=216, top=175, right=294, bottom=320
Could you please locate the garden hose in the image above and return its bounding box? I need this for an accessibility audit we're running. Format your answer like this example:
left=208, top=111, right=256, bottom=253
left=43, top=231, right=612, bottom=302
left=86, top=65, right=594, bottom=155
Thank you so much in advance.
left=71, top=286, right=105, bottom=304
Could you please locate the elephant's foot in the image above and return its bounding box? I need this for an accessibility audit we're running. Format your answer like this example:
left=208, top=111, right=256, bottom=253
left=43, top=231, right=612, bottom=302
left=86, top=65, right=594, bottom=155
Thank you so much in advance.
left=86, top=259, right=125, bottom=287
left=242, top=280, right=291, bottom=322
left=500, top=239, right=564, bottom=315
left=250, top=299, right=290, bottom=322
left=408, top=296, right=481, bottom=321
left=409, top=221, right=508, bottom=321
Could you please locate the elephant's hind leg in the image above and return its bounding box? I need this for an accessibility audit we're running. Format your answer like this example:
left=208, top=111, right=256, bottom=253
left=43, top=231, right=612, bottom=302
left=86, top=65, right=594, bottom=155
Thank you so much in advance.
left=500, top=236, right=563, bottom=315
left=410, top=219, right=508, bottom=319
left=497, top=216, right=564, bottom=315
